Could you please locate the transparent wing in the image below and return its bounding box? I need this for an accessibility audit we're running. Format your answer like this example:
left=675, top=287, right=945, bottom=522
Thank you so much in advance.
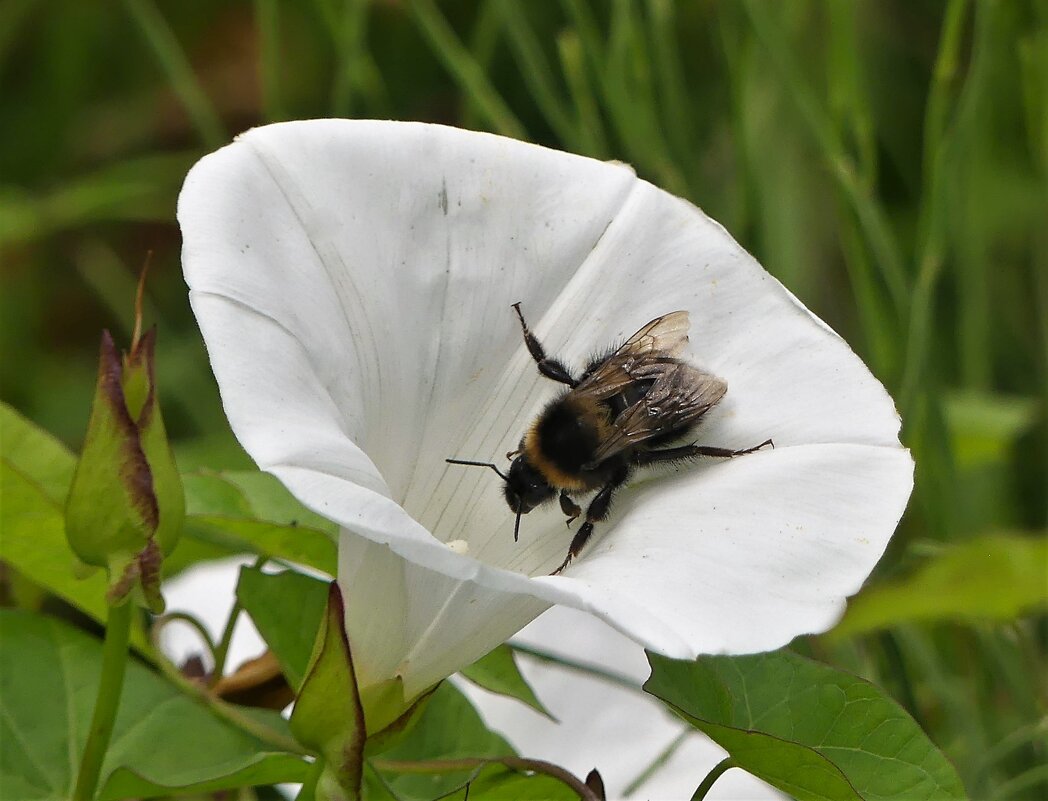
left=586, top=362, right=727, bottom=465
left=573, top=311, right=691, bottom=400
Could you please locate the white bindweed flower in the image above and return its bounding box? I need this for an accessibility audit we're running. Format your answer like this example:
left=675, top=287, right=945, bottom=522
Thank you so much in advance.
left=179, top=120, right=913, bottom=704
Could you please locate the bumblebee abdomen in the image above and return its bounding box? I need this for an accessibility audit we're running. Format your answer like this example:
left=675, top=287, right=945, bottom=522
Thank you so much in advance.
left=523, top=396, right=608, bottom=490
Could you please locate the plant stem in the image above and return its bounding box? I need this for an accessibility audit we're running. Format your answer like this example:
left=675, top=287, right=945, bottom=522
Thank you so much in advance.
left=622, top=729, right=689, bottom=797
left=209, top=595, right=243, bottom=687
left=691, top=758, right=734, bottom=801
left=371, top=756, right=601, bottom=801
left=151, top=649, right=308, bottom=755
left=211, top=554, right=266, bottom=686
left=508, top=642, right=640, bottom=692
left=73, top=599, right=134, bottom=801
left=153, top=611, right=218, bottom=661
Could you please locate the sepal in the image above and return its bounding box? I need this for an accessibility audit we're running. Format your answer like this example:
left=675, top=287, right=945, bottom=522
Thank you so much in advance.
left=290, top=582, right=366, bottom=800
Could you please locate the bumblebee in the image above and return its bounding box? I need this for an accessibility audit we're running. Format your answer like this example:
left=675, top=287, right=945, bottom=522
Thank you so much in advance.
left=448, top=303, right=772, bottom=574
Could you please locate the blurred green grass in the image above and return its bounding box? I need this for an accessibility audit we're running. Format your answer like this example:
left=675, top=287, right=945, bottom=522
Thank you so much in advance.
left=0, top=1, right=1044, bottom=797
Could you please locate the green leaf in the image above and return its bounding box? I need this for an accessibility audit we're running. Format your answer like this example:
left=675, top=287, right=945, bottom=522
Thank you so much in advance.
left=0, top=609, right=308, bottom=800
left=0, top=405, right=116, bottom=627
left=222, top=470, right=340, bottom=532
left=0, top=455, right=111, bottom=621
left=368, top=683, right=515, bottom=801
left=290, top=582, right=367, bottom=798
left=832, top=533, right=1048, bottom=638
left=944, top=391, right=1040, bottom=467
left=182, top=471, right=338, bottom=574
left=185, top=470, right=337, bottom=533
left=236, top=565, right=329, bottom=690
left=460, top=644, right=555, bottom=721
left=644, top=650, right=968, bottom=801
left=0, top=402, right=334, bottom=601
left=0, top=400, right=75, bottom=500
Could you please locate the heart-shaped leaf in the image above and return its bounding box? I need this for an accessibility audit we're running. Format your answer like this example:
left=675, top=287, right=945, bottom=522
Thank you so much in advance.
left=459, top=644, right=555, bottom=721
left=236, top=565, right=329, bottom=690
left=0, top=609, right=308, bottom=800
left=644, top=649, right=967, bottom=801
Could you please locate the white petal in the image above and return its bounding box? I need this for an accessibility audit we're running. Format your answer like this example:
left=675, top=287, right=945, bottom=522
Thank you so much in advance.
left=181, top=119, right=636, bottom=506
left=180, top=120, right=912, bottom=692
left=537, top=443, right=914, bottom=656
left=339, top=533, right=547, bottom=697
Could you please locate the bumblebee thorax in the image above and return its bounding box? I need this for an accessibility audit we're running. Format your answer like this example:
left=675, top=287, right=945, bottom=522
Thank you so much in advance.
left=522, top=395, right=611, bottom=490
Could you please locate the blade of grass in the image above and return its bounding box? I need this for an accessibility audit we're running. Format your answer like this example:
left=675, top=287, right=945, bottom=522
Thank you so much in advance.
left=493, top=0, right=581, bottom=150
left=825, top=1, right=878, bottom=188
left=1018, top=21, right=1047, bottom=173
left=326, top=0, right=384, bottom=117
left=507, top=642, right=639, bottom=693
left=462, top=0, right=503, bottom=131
left=997, top=764, right=1048, bottom=800
left=644, top=0, right=695, bottom=179
left=408, top=0, right=526, bottom=140
left=971, top=719, right=1048, bottom=785
left=556, top=29, right=609, bottom=158
left=837, top=218, right=900, bottom=379
left=716, top=6, right=758, bottom=238
left=559, top=0, right=605, bottom=77
left=603, top=0, right=687, bottom=195
left=0, top=152, right=199, bottom=246
left=122, top=0, right=226, bottom=149
left=621, top=729, right=690, bottom=798
left=0, top=0, right=37, bottom=71
left=899, top=0, right=971, bottom=417
left=894, top=625, right=991, bottom=796
left=311, top=0, right=386, bottom=116
left=824, top=0, right=898, bottom=378
left=72, top=239, right=221, bottom=432
left=254, top=0, right=285, bottom=122
left=741, top=0, right=909, bottom=319
left=910, top=388, right=961, bottom=541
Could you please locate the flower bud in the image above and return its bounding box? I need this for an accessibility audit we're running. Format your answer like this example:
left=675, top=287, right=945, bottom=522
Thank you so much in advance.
left=65, top=326, right=184, bottom=611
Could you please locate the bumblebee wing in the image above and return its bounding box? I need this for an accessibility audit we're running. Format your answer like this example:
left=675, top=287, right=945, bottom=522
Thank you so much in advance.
left=574, top=311, right=691, bottom=399
left=619, top=310, right=691, bottom=358
left=587, top=362, right=727, bottom=464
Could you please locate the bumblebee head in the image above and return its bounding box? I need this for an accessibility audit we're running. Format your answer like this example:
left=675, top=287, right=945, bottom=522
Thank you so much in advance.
left=445, top=454, right=553, bottom=543
left=503, top=456, right=555, bottom=515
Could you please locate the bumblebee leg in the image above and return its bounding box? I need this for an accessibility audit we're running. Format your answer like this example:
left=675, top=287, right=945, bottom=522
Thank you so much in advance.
left=634, top=438, right=774, bottom=465
left=559, top=491, right=581, bottom=527
left=552, top=472, right=627, bottom=574
left=512, top=302, right=577, bottom=387
left=552, top=523, right=593, bottom=574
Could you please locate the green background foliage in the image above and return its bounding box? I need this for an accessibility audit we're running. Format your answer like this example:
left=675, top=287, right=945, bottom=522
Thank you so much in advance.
left=1, top=1, right=1045, bottom=799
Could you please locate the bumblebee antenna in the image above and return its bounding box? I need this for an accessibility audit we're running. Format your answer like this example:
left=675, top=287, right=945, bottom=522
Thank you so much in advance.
left=445, top=458, right=510, bottom=482
left=513, top=509, right=522, bottom=542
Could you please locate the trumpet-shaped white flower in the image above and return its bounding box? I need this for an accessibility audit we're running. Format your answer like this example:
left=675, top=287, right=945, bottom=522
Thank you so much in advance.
left=179, top=120, right=913, bottom=701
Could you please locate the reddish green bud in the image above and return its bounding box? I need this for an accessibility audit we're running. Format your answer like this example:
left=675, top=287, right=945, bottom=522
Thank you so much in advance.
left=291, top=582, right=366, bottom=800
left=65, top=327, right=184, bottom=612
